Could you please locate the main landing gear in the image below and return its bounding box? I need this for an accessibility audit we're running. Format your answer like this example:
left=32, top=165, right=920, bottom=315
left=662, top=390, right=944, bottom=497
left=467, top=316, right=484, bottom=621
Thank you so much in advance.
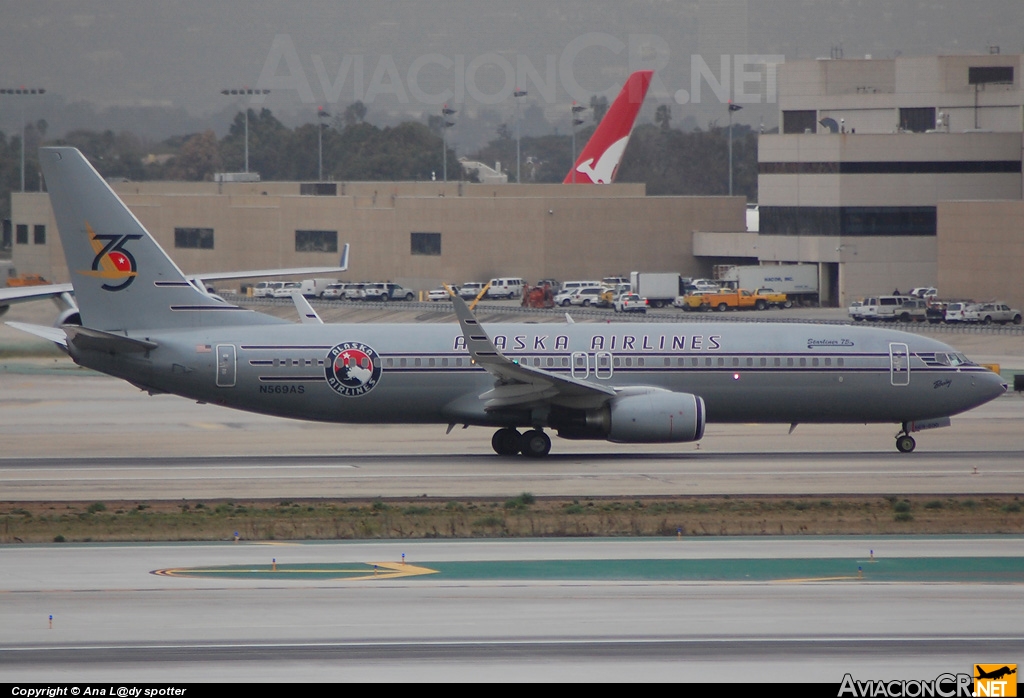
left=491, top=427, right=552, bottom=458
left=895, top=423, right=916, bottom=453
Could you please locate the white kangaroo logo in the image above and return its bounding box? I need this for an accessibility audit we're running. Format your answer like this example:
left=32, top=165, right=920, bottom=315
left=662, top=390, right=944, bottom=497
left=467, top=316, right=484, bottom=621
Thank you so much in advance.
left=575, top=136, right=630, bottom=184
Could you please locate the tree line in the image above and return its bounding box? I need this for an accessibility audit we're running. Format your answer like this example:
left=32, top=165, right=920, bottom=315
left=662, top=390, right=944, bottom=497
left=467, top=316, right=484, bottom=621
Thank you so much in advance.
left=1, top=103, right=760, bottom=224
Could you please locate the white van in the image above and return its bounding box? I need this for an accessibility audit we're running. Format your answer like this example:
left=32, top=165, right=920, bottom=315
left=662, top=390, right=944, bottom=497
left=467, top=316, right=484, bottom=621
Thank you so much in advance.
left=485, top=277, right=525, bottom=300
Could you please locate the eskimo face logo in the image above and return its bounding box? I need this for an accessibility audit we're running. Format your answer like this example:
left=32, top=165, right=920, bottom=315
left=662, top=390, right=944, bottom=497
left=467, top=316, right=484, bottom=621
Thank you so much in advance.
left=325, top=342, right=382, bottom=397
left=80, top=223, right=142, bottom=291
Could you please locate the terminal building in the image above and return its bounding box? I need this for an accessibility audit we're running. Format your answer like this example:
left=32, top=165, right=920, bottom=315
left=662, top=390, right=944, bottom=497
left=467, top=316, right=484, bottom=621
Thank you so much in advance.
left=9, top=53, right=1024, bottom=308
left=695, top=52, right=1024, bottom=307
left=10, top=179, right=743, bottom=292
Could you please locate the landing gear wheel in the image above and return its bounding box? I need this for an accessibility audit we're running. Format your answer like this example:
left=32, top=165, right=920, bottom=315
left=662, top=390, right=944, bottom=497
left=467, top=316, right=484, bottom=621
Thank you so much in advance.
left=895, top=434, right=916, bottom=453
left=491, top=428, right=522, bottom=456
left=520, top=429, right=551, bottom=458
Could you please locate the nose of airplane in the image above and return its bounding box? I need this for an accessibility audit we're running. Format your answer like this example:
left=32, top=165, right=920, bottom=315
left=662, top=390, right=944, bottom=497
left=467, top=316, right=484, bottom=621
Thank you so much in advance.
left=975, top=369, right=1009, bottom=406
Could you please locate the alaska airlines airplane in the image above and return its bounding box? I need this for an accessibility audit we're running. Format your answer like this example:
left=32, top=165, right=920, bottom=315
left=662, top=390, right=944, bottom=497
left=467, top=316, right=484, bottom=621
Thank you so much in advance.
left=564, top=70, right=653, bottom=184
left=9, top=148, right=1007, bottom=458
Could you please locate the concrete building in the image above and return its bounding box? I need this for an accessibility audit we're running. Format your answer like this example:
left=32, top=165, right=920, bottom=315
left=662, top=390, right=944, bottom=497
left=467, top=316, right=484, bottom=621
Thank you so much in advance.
left=11, top=179, right=743, bottom=292
left=695, top=52, right=1024, bottom=306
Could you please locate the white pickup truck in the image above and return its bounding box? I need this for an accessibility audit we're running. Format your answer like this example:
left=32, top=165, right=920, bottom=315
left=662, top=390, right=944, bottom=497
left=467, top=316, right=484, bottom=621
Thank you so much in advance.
left=962, top=302, right=1022, bottom=325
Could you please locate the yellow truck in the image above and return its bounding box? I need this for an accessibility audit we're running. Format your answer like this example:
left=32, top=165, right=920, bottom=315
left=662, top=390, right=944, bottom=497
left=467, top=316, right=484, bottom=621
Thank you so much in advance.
left=679, top=288, right=785, bottom=312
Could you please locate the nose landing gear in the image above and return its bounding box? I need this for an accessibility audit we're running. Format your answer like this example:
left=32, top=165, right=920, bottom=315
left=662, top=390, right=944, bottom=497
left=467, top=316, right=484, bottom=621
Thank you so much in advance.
left=895, top=423, right=916, bottom=453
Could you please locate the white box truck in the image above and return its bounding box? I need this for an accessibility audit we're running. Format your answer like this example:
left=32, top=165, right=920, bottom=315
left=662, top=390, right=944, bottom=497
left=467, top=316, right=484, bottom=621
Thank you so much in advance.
left=719, top=265, right=818, bottom=301
left=630, top=272, right=681, bottom=308
left=300, top=278, right=340, bottom=298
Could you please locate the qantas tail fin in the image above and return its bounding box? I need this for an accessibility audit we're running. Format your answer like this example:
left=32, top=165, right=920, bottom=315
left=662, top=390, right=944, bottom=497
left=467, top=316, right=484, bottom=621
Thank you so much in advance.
left=564, top=70, right=653, bottom=184
left=39, top=147, right=282, bottom=332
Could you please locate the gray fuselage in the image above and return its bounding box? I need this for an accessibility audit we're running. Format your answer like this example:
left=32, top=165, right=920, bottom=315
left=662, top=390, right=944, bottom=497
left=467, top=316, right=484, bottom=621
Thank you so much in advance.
left=69, top=319, right=1006, bottom=432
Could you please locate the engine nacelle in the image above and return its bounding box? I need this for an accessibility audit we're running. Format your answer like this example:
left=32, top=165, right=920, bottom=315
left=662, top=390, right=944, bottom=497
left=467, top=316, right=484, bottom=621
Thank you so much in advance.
left=552, top=390, right=705, bottom=443
left=55, top=308, right=82, bottom=326
left=607, top=390, right=705, bottom=443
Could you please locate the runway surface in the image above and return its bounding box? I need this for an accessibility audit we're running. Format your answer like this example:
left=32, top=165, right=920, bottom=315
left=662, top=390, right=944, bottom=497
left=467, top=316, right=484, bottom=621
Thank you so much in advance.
left=1, top=366, right=1022, bottom=499
left=1, top=538, right=1022, bottom=682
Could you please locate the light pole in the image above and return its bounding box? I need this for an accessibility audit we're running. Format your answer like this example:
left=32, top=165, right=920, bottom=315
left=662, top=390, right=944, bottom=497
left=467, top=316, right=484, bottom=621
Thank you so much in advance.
left=570, top=101, right=586, bottom=184
left=317, top=106, right=330, bottom=181
left=728, top=100, right=742, bottom=197
left=0, top=87, right=46, bottom=192
left=221, top=88, right=270, bottom=173
left=441, top=104, right=456, bottom=182
left=513, top=88, right=527, bottom=183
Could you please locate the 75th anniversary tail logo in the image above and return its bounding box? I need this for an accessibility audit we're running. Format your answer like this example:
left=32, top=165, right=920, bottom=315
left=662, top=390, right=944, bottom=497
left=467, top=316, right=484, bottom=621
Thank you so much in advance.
left=80, top=223, right=141, bottom=291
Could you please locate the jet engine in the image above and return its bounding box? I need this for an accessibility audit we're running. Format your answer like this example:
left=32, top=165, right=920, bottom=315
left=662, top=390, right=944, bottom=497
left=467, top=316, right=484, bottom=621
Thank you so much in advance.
left=56, top=307, right=82, bottom=326
left=552, top=389, right=706, bottom=443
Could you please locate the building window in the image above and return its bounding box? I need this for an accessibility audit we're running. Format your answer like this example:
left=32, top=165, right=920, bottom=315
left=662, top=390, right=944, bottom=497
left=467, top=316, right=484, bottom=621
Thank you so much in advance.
left=295, top=229, right=338, bottom=253
left=782, top=110, right=817, bottom=134
left=899, top=107, right=936, bottom=133
left=411, top=231, right=441, bottom=256
left=761, top=206, right=937, bottom=237
left=15, top=224, right=28, bottom=245
left=969, top=66, right=1013, bottom=85
left=174, top=227, right=214, bottom=249
left=299, top=182, right=337, bottom=196
left=32, top=224, right=45, bottom=244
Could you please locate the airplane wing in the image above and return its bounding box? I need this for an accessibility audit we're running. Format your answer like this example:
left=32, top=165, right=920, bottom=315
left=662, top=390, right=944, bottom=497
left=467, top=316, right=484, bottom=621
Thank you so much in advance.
left=450, top=294, right=614, bottom=411
left=0, top=283, right=75, bottom=313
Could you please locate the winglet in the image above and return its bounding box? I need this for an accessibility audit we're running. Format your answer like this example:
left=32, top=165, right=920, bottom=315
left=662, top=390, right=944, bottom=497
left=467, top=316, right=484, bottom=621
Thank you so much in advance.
left=291, top=292, right=324, bottom=324
left=339, top=243, right=350, bottom=272
left=451, top=294, right=504, bottom=368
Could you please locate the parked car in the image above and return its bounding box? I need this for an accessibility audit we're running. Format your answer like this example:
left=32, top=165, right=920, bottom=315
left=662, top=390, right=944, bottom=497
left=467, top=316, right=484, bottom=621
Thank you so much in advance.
left=963, top=302, right=1022, bottom=325
left=272, top=281, right=303, bottom=298
left=343, top=282, right=367, bottom=301
left=908, top=287, right=938, bottom=299
left=428, top=285, right=457, bottom=301
left=321, top=283, right=346, bottom=300
left=848, top=300, right=866, bottom=321
left=569, top=286, right=605, bottom=307
left=894, top=298, right=928, bottom=322
left=459, top=282, right=487, bottom=300
left=614, top=292, right=648, bottom=313
left=363, top=282, right=415, bottom=302
left=943, top=301, right=972, bottom=323
left=253, top=281, right=284, bottom=298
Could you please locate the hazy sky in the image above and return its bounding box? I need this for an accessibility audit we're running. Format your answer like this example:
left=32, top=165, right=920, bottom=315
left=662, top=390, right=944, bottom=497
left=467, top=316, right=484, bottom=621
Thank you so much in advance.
left=1, top=0, right=1022, bottom=137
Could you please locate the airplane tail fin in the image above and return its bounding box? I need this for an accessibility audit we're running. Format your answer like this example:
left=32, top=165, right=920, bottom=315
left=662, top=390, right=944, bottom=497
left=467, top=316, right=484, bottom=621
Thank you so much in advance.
left=564, top=70, right=653, bottom=184
left=39, top=147, right=281, bottom=331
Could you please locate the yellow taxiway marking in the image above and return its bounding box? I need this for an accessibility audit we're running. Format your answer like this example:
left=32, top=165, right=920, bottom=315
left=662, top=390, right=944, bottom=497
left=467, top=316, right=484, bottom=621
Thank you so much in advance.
left=772, top=576, right=862, bottom=583
left=154, top=561, right=438, bottom=580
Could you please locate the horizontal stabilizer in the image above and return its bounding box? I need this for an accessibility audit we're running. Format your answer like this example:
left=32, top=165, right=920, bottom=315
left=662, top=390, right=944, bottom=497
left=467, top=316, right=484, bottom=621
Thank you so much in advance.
left=64, top=326, right=158, bottom=354
left=192, top=244, right=349, bottom=284
left=0, top=283, right=75, bottom=307
left=5, top=321, right=69, bottom=348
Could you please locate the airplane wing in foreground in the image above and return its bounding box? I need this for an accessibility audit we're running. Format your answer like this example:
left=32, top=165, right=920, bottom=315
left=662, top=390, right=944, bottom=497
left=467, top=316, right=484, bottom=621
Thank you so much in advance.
left=450, top=294, right=615, bottom=411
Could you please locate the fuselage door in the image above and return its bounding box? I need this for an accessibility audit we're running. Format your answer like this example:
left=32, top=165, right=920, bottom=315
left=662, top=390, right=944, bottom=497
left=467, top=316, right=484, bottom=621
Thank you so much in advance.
left=889, top=342, right=910, bottom=386
left=571, top=351, right=590, bottom=379
left=216, top=344, right=237, bottom=387
left=595, top=351, right=613, bottom=379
